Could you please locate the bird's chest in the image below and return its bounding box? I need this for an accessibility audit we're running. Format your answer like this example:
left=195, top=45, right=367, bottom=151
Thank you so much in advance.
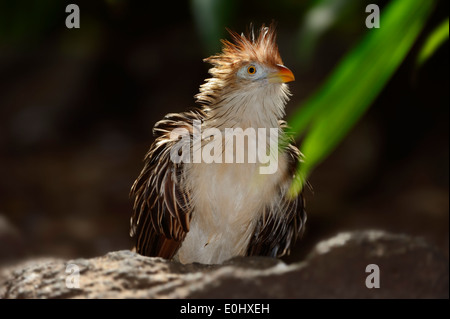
left=188, top=132, right=282, bottom=223
left=195, top=161, right=265, bottom=217
left=177, top=133, right=286, bottom=264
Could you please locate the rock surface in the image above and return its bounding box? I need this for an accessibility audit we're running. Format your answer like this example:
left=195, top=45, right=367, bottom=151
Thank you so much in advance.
left=0, top=230, right=448, bottom=299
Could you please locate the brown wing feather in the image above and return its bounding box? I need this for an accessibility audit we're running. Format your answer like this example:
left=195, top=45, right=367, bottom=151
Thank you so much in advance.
left=130, top=110, right=205, bottom=258
left=246, top=125, right=307, bottom=258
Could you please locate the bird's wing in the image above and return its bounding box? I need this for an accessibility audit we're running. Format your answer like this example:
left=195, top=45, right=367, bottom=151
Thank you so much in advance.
left=130, top=110, right=205, bottom=258
left=246, top=134, right=307, bottom=258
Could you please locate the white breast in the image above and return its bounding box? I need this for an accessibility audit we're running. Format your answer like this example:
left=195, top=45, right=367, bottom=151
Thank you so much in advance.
left=175, top=131, right=288, bottom=264
left=175, top=84, right=291, bottom=264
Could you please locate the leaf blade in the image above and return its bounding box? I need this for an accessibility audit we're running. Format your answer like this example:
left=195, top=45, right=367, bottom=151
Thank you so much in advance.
left=288, top=0, right=436, bottom=196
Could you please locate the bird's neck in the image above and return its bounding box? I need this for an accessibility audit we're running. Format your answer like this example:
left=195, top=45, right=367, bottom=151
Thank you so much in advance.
left=205, top=84, right=289, bottom=130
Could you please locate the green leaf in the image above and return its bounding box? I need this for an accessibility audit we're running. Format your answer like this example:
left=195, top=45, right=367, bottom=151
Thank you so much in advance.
left=416, top=17, right=449, bottom=67
left=288, top=0, right=436, bottom=197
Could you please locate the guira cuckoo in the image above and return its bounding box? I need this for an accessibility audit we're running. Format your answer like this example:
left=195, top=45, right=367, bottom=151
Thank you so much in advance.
left=130, top=25, right=306, bottom=264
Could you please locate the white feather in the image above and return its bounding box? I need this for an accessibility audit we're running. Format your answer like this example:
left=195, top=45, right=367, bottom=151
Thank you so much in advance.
left=175, top=83, right=291, bottom=264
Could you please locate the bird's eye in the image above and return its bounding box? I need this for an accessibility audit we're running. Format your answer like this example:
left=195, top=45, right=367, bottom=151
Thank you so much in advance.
left=247, top=65, right=257, bottom=75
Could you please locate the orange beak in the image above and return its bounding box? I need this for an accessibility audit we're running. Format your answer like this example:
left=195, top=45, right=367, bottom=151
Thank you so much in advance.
left=268, top=64, right=295, bottom=83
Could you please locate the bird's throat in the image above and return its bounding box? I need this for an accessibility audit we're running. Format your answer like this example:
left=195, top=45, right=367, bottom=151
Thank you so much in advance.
left=206, top=85, right=288, bottom=130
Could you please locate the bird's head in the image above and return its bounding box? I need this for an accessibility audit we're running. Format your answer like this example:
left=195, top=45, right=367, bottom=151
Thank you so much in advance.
left=196, top=24, right=294, bottom=124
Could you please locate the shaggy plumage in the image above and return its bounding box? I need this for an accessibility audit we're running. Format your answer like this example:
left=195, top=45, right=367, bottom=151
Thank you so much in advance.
left=130, top=24, right=306, bottom=264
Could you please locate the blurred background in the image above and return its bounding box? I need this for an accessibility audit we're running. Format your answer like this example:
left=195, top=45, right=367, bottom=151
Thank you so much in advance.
left=0, top=0, right=448, bottom=264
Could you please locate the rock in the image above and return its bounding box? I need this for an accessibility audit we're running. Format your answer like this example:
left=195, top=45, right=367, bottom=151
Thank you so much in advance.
left=0, top=230, right=448, bottom=299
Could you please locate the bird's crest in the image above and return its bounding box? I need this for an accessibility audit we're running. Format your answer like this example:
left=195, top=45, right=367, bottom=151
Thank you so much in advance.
left=196, top=24, right=283, bottom=106
left=206, top=23, right=283, bottom=72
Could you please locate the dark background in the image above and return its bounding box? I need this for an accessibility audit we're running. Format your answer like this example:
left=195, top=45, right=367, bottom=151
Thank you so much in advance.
left=0, top=0, right=448, bottom=264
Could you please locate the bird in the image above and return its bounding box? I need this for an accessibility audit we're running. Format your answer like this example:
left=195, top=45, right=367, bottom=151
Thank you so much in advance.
left=130, top=24, right=306, bottom=264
